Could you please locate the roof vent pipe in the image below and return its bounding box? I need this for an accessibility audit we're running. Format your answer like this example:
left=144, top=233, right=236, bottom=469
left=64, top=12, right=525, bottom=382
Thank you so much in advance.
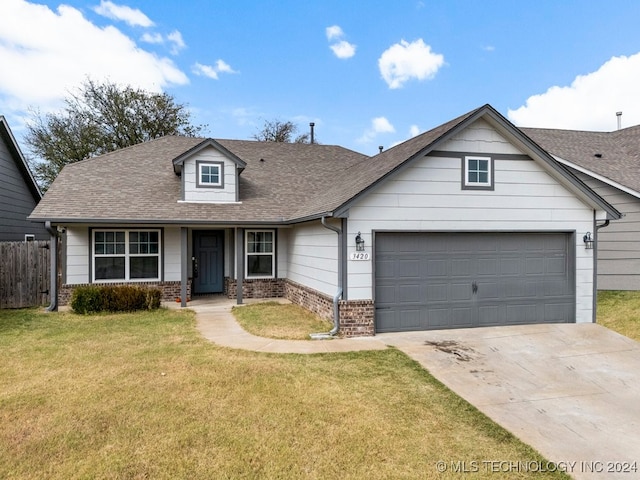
left=617, top=111, right=622, bottom=130
left=379, top=146, right=383, bottom=153
left=309, top=122, right=315, bottom=144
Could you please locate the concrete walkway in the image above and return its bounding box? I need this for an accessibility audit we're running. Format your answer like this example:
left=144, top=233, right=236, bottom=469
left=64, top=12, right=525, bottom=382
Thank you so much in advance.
left=166, top=296, right=387, bottom=353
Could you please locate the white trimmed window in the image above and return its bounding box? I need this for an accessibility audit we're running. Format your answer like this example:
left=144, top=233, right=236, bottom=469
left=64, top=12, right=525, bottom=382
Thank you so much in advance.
left=463, top=156, right=493, bottom=189
left=93, top=230, right=161, bottom=282
left=245, top=230, right=275, bottom=278
left=197, top=161, right=223, bottom=188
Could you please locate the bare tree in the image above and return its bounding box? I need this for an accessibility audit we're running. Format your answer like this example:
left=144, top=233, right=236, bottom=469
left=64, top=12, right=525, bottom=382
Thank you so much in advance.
left=252, top=119, right=311, bottom=143
left=26, top=79, right=205, bottom=189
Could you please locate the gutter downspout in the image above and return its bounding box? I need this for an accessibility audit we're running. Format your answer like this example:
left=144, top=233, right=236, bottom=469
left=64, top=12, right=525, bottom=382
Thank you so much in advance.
left=311, top=216, right=342, bottom=338
left=45, top=221, right=58, bottom=312
left=592, top=219, right=611, bottom=322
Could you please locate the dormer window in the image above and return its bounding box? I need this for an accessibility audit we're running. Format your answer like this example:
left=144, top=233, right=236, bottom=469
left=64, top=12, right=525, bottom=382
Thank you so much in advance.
left=197, top=161, right=224, bottom=188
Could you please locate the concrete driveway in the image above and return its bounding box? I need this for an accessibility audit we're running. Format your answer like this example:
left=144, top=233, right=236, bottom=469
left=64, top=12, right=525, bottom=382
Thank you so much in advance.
left=377, top=323, right=640, bottom=480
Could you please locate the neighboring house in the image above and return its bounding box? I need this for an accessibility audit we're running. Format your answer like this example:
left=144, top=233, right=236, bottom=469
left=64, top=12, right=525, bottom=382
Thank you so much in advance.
left=0, top=116, right=47, bottom=241
left=29, top=105, right=620, bottom=335
left=523, top=126, right=640, bottom=290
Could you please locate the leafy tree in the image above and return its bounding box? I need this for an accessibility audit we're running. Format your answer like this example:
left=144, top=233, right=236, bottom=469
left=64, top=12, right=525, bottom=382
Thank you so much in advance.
left=252, top=119, right=312, bottom=143
left=26, top=79, right=205, bottom=189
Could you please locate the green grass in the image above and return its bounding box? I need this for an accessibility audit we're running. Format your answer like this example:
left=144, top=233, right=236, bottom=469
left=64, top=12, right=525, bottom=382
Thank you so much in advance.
left=233, top=301, right=334, bottom=340
left=0, top=308, right=568, bottom=479
left=598, top=290, right=640, bottom=341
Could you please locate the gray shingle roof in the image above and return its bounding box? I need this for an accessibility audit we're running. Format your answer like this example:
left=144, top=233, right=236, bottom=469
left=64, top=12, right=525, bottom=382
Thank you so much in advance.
left=522, top=126, right=640, bottom=193
left=29, top=136, right=370, bottom=223
left=29, top=104, right=619, bottom=224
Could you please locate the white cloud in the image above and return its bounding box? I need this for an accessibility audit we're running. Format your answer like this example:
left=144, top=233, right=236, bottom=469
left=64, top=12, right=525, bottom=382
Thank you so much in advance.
left=378, top=39, right=444, bottom=89
left=215, top=60, right=236, bottom=74
left=167, top=30, right=186, bottom=55
left=94, top=0, right=153, bottom=27
left=0, top=0, right=188, bottom=115
left=409, top=125, right=420, bottom=137
left=330, top=40, right=356, bottom=59
left=482, top=45, right=495, bottom=52
left=326, top=24, right=356, bottom=59
left=509, top=52, right=640, bottom=131
left=326, top=25, right=343, bottom=41
left=141, top=32, right=163, bottom=44
left=192, top=60, right=237, bottom=80
left=358, top=116, right=395, bottom=143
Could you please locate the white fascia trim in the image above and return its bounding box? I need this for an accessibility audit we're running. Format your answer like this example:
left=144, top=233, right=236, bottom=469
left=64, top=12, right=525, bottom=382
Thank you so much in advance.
left=551, top=154, right=640, bottom=200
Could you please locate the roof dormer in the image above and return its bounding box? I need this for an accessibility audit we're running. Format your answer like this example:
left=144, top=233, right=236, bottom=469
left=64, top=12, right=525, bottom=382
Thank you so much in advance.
left=173, top=139, right=246, bottom=203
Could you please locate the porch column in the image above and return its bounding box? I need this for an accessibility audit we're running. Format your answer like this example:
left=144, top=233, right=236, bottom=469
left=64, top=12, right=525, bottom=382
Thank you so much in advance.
left=236, top=227, right=244, bottom=305
left=181, top=227, right=188, bottom=308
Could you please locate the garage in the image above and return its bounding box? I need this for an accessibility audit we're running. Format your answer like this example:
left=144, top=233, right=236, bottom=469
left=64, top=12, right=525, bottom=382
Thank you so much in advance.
left=375, top=232, right=575, bottom=332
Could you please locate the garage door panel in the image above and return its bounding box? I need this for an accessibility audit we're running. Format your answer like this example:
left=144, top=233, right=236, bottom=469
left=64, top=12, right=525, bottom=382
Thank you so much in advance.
left=451, top=258, right=474, bottom=276
left=375, top=232, right=575, bottom=332
left=500, top=257, right=521, bottom=275
left=525, top=256, right=545, bottom=274
left=478, top=305, right=503, bottom=326
left=451, top=283, right=472, bottom=301
left=398, top=259, right=420, bottom=278
left=399, top=284, right=422, bottom=303
left=545, top=257, right=567, bottom=274
left=426, top=259, right=448, bottom=276
left=426, top=284, right=447, bottom=301
left=451, top=307, right=474, bottom=327
left=477, top=258, right=498, bottom=275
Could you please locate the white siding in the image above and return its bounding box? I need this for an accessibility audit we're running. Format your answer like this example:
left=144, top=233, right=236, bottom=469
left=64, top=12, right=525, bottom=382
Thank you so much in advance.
left=183, top=146, right=238, bottom=203
left=65, top=226, right=89, bottom=284
left=285, top=220, right=339, bottom=296
left=346, top=118, right=596, bottom=323
left=163, top=227, right=181, bottom=282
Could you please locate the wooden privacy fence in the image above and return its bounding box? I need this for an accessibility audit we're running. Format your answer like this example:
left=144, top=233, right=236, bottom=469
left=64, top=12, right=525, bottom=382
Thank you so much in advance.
left=0, top=240, right=50, bottom=309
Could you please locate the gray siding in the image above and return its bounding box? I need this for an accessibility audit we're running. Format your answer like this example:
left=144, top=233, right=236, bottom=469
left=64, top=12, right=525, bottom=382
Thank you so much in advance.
left=572, top=169, right=640, bottom=290
left=0, top=131, right=47, bottom=241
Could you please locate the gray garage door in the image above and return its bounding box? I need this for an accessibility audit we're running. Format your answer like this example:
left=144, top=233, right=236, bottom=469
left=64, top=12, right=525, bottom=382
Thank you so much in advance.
left=375, top=232, right=575, bottom=332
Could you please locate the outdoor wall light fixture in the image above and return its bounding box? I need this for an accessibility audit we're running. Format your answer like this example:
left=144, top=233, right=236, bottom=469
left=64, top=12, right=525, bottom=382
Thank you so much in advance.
left=583, top=232, right=594, bottom=249
left=355, top=232, right=365, bottom=251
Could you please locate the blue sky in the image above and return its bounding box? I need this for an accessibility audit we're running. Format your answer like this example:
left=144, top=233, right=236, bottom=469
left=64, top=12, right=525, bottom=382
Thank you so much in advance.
left=2, top=0, right=640, bottom=155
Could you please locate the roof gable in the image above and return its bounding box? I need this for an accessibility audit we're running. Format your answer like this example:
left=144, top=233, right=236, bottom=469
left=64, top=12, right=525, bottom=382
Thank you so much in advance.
left=172, top=138, right=247, bottom=175
left=325, top=105, right=620, bottom=220
left=0, top=116, right=41, bottom=201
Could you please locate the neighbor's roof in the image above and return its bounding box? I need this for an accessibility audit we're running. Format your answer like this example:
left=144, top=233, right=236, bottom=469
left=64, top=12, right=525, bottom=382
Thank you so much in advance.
left=523, top=125, right=640, bottom=195
left=29, top=104, right=619, bottom=224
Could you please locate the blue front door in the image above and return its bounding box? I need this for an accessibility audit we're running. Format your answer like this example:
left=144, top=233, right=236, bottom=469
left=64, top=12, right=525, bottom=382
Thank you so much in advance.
left=193, top=231, right=224, bottom=294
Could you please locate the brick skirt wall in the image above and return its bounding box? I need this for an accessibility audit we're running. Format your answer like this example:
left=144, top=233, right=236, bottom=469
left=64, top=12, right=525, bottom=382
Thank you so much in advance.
left=224, top=277, right=285, bottom=299
left=284, top=280, right=334, bottom=321
left=58, top=280, right=192, bottom=306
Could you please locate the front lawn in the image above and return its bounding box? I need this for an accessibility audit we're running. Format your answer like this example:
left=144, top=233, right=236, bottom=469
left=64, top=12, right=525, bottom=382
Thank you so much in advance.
left=598, top=290, right=640, bottom=341
left=233, top=301, right=334, bottom=339
left=0, top=308, right=567, bottom=479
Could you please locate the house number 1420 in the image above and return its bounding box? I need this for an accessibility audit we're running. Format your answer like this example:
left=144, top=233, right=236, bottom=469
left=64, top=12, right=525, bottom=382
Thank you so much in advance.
left=350, top=252, right=370, bottom=261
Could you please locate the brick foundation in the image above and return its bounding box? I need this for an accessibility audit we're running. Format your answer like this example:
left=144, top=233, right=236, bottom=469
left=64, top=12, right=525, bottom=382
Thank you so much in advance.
left=338, top=300, right=375, bottom=337
left=58, top=280, right=192, bottom=306
left=284, top=280, right=334, bottom=321
left=225, top=277, right=286, bottom=299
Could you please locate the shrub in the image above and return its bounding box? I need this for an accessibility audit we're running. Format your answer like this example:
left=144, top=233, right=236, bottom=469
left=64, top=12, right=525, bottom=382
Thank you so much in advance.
left=71, top=285, right=162, bottom=314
